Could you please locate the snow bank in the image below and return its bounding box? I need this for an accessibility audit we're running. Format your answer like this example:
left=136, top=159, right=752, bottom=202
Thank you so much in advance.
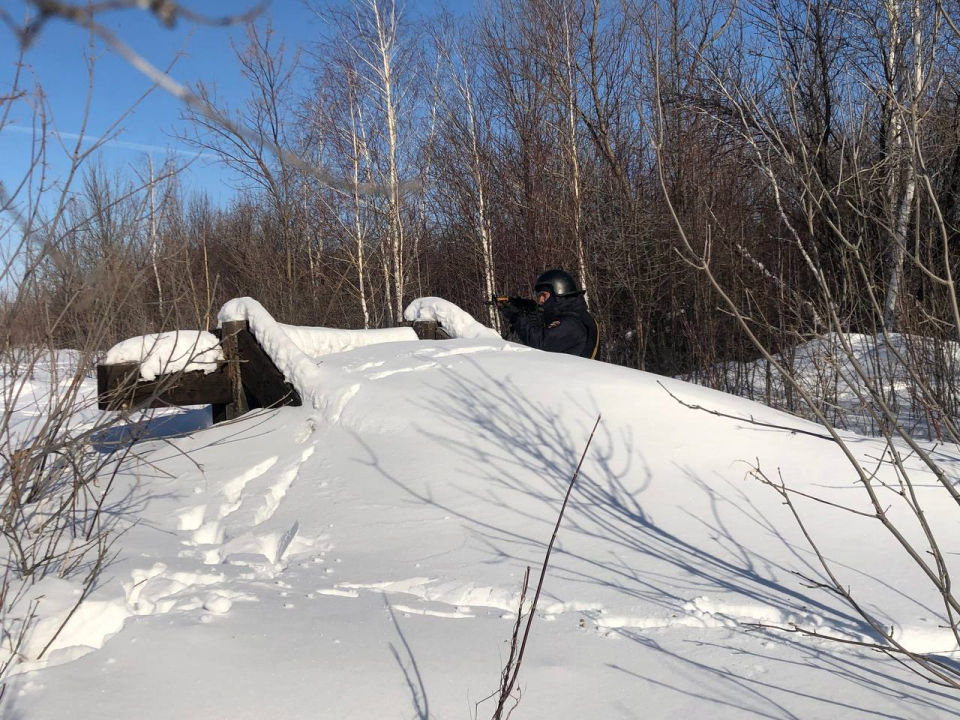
left=9, top=338, right=960, bottom=718
left=403, top=297, right=500, bottom=340
left=277, top=323, right=415, bottom=357
left=105, top=332, right=223, bottom=381
left=217, top=298, right=417, bottom=409
left=685, top=332, right=960, bottom=439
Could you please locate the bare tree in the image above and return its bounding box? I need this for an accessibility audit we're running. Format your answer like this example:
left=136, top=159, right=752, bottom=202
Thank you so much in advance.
left=434, top=18, right=502, bottom=330
left=649, top=0, right=960, bottom=688
left=180, top=21, right=303, bottom=317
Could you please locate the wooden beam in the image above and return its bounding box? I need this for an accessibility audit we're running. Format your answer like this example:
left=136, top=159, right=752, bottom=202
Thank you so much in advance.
left=403, top=320, right=454, bottom=340
left=408, top=320, right=439, bottom=340
left=236, top=325, right=302, bottom=408
left=97, top=362, right=138, bottom=410
left=98, top=363, right=232, bottom=411
left=221, top=320, right=250, bottom=421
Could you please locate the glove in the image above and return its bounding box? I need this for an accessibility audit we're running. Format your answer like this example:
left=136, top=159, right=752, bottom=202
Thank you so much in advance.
left=496, top=296, right=537, bottom=323
left=498, top=299, right=522, bottom=323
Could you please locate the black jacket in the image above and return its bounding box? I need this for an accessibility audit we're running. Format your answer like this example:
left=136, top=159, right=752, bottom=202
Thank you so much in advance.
left=510, top=294, right=600, bottom=359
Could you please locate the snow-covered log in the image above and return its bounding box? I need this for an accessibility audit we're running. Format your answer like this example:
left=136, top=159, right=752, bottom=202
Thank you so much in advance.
left=105, top=331, right=224, bottom=381
left=403, top=297, right=500, bottom=340
left=218, top=297, right=418, bottom=409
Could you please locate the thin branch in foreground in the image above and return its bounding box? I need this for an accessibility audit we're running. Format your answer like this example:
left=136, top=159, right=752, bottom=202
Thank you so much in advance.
left=658, top=381, right=835, bottom=442
left=491, top=414, right=601, bottom=720
left=476, top=566, right=529, bottom=720
left=8, top=3, right=416, bottom=198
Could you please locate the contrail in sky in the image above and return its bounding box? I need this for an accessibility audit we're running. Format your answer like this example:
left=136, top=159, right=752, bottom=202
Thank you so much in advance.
left=2, top=124, right=219, bottom=160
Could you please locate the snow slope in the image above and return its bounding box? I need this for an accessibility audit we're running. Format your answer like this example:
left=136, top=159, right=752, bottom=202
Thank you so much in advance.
left=6, top=337, right=960, bottom=718
left=1, top=351, right=100, bottom=446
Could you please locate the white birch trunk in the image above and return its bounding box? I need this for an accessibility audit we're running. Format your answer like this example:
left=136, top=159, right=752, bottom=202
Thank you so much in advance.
left=147, top=156, right=163, bottom=317
left=349, top=80, right=372, bottom=329
left=883, top=0, right=921, bottom=331
left=370, top=0, right=406, bottom=325
left=562, top=8, right=588, bottom=307
left=459, top=65, right=500, bottom=331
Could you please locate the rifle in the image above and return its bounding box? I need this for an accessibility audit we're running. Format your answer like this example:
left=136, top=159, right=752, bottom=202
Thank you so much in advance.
left=489, top=295, right=540, bottom=315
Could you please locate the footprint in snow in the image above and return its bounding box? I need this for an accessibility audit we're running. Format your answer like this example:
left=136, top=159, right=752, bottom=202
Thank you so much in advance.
left=294, top=417, right=317, bottom=444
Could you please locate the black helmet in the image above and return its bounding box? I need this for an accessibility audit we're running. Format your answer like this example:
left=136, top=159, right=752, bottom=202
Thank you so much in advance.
left=535, top=269, right=583, bottom=297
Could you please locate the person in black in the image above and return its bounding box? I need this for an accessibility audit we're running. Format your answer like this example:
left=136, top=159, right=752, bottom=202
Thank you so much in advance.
left=498, top=269, right=600, bottom=359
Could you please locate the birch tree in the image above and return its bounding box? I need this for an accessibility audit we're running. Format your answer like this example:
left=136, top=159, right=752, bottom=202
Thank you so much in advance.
left=313, top=0, right=424, bottom=324
left=881, top=0, right=927, bottom=330
left=435, top=23, right=501, bottom=330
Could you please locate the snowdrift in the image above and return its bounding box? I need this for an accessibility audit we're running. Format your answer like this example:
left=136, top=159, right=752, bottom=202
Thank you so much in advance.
left=404, top=297, right=501, bottom=340
left=6, top=329, right=960, bottom=718
left=218, top=297, right=418, bottom=408
left=685, top=332, right=960, bottom=439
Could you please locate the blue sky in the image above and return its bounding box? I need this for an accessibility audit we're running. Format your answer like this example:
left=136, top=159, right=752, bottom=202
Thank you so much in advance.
left=1, top=0, right=467, bottom=211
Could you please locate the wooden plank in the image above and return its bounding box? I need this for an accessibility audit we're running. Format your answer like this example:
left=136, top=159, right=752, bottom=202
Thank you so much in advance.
left=404, top=320, right=453, bottom=340
left=236, top=326, right=302, bottom=408
left=210, top=328, right=227, bottom=422
left=98, top=364, right=232, bottom=411
left=158, top=366, right=232, bottom=406
left=221, top=320, right=250, bottom=420
left=97, top=362, right=139, bottom=410
left=409, top=320, right=438, bottom=340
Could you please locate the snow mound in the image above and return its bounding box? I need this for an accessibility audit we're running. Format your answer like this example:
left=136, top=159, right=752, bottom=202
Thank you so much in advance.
left=218, top=297, right=417, bottom=409
left=404, top=297, right=500, bottom=339
left=686, top=332, right=960, bottom=439
left=12, top=334, right=960, bottom=719
left=277, top=323, right=415, bottom=357
left=105, top=332, right=223, bottom=381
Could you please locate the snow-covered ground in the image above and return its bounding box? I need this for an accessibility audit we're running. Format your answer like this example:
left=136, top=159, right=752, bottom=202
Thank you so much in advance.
left=684, top=333, right=960, bottom=440
left=4, top=325, right=960, bottom=717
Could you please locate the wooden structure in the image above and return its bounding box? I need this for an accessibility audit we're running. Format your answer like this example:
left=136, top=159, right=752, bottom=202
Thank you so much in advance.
left=98, top=320, right=448, bottom=423
left=403, top=319, right=452, bottom=341
left=98, top=321, right=301, bottom=423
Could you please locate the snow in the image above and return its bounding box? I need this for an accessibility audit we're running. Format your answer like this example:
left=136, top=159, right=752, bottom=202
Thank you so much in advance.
left=218, top=297, right=417, bottom=409
left=5, top=333, right=960, bottom=718
left=404, top=296, right=501, bottom=339
left=685, top=333, right=960, bottom=439
left=1, top=351, right=99, bottom=447
left=105, top=331, right=224, bottom=381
